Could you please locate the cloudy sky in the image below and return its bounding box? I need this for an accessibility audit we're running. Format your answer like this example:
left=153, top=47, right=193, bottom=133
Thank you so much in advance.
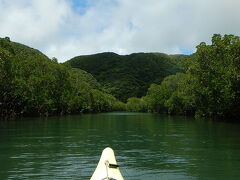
left=0, top=0, right=239, bottom=62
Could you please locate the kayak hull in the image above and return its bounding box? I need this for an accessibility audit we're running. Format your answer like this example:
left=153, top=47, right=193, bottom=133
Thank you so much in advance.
left=90, top=147, right=124, bottom=180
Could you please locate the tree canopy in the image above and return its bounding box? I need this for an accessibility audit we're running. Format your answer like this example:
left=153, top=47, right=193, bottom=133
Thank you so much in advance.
left=0, top=37, right=125, bottom=119
left=126, top=34, right=240, bottom=120
left=1, top=34, right=239, bottom=121
left=67, top=52, right=186, bottom=102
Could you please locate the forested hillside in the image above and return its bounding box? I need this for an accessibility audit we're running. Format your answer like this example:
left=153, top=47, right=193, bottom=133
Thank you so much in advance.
left=0, top=37, right=125, bottom=119
left=67, top=52, right=187, bottom=102
left=1, top=34, right=238, bottom=121
left=125, top=34, right=240, bottom=120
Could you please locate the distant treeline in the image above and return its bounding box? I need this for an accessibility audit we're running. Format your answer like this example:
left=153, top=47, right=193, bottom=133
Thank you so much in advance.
left=1, top=34, right=239, bottom=120
left=126, top=34, right=240, bottom=120
left=67, top=52, right=185, bottom=102
left=0, top=37, right=125, bottom=119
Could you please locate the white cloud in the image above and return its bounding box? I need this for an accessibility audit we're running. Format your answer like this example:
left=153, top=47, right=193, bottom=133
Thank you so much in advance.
left=0, top=0, right=240, bottom=62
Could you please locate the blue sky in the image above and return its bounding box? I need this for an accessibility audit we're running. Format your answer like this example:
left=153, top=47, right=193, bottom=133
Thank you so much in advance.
left=70, top=0, right=91, bottom=15
left=0, top=0, right=239, bottom=62
left=71, top=0, right=89, bottom=7
left=179, top=49, right=194, bottom=55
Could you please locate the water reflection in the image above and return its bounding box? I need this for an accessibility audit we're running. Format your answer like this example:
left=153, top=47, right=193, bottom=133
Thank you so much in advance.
left=1, top=113, right=240, bottom=179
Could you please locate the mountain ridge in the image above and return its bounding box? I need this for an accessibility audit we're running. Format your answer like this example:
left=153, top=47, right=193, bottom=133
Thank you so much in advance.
left=67, top=52, right=189, bottom=101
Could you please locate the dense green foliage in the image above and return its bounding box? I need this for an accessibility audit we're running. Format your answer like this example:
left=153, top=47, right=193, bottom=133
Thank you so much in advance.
left=126, top=34, right=240, bottom=120
left=144, top=73, right=196, bottom=114
left=126, top=97, right=147, bottom=112
left=0, top=37, right=124, bottom=119
left=67, top=52, right=183, bottom=102
left=192, top=34, right=240, bottom=118
left=1, top=34, right=239, bottom=121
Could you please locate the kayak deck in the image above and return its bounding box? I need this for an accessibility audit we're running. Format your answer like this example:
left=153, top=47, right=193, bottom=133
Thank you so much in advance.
left=90, top=147, right=124, bottom=180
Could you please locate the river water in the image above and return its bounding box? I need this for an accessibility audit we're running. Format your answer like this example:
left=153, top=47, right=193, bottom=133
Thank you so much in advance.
left=0, top=112, right=240, bottom=179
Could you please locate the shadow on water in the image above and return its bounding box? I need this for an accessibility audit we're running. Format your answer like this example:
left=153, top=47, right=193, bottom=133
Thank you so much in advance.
left=1, top=112, right=240, bottom=179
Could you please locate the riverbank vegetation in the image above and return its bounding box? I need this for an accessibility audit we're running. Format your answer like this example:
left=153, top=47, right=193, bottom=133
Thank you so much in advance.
left=1, top=34, right=239, bottom=120
left=126, top=34, right=240, bottom=120
left=0, top=37, right=124, bottom=119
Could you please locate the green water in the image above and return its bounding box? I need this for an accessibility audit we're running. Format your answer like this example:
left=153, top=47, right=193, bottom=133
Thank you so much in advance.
left=0, top=112, right=240, bottom=180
